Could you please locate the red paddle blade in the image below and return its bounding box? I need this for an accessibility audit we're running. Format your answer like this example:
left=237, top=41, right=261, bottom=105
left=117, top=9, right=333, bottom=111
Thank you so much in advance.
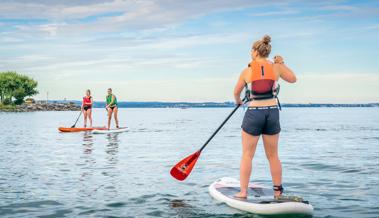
left=170, top=151, right=201, bottom=181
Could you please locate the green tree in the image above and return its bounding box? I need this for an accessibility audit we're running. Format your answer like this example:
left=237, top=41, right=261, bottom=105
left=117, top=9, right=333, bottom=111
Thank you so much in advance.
left=0, top=71, right=38, bottom=105
left=0, top=74, right=5, bottom=103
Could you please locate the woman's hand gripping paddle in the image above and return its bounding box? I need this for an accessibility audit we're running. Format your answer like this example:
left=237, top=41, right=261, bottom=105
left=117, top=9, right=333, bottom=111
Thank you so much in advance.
left=170, top=100, right=245, bottom=181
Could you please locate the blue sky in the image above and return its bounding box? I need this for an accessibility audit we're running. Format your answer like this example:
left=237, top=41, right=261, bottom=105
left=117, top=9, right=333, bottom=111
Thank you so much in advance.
left=0, top=0, right=378, bottom=103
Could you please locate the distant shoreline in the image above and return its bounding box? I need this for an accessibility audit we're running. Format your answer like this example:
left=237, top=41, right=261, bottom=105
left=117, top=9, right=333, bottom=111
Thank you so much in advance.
left=48, top=100, right=379, bottom=108
left=1, top=101, right=378, bottom=112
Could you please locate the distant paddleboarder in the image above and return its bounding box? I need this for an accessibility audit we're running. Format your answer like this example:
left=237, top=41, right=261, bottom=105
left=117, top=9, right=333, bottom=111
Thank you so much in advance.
left=105, top=88, right=119, bottom=130
left=233, top=35, right=297, bottom=198
left=82, top=89, right=93, bottom=128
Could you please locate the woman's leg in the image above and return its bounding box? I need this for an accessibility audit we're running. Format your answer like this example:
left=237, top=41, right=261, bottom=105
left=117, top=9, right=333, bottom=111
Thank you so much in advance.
left=262, top=134, right=282, bottom=196
left=235, top=130, right=260, bottom=198
left=113, top=107, right=119, bottom=128
left=107, top=108, right=113, bottom=130
left=88, top=109, right=92, bottom=127
left=83, top=110, right=88, bottom=127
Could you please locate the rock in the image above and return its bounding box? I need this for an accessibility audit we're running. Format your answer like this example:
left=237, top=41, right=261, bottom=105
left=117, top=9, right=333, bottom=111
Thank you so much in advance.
left=1, top=102, right=81, bottom=112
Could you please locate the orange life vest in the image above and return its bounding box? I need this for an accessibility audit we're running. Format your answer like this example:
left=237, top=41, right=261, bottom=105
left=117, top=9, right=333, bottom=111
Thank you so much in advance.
left=248, top=60, right=279, bottom=101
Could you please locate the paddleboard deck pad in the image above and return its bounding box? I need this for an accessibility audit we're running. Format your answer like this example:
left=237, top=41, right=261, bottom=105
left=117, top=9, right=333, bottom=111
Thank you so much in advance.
left=209, top=177, right=313, bottom=215
left=58, top=127, right=107, bottom=132
left=92, top=127, right=128, bottom=134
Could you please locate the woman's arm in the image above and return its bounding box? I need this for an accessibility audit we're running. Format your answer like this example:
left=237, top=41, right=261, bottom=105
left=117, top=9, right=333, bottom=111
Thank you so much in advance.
left=109, top=95, right=115, bottom=106
left=273, top=55, right=297, bottom=83
left=234, top=69, right=247, bottom=105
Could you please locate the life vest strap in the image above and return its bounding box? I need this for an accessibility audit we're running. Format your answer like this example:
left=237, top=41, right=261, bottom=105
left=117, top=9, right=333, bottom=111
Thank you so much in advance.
left=244, top=83, right=281, bottom=110
left=251, top=93, right=275, bottom=100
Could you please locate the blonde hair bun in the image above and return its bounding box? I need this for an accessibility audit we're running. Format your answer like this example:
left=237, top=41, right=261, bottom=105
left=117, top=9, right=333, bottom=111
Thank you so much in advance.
left=262, top=35, right=271, bottom=44
left=252, top=35, right=272, bottom=58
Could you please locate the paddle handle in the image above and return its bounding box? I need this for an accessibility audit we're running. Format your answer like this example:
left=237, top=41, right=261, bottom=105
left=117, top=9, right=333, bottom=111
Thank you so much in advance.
left=71, top=110, right=82, bottom=128
left=199, top=102, right=243, bottom=152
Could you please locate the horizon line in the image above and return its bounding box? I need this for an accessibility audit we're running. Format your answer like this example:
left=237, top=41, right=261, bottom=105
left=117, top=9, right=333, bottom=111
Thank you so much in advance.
left=36, top=100, right=379, bottom=105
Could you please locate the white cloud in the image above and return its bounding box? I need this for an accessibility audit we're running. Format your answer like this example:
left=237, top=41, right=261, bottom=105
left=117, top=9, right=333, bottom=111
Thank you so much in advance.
left=0, top=1, right=264, bottom=38
left=38, top=23, right=67, bottom=36
left=250, top=8, right=299, bottom=17
left=0, top=0, right=259, bottom=21
left=0, top=31, right=246, bottom=80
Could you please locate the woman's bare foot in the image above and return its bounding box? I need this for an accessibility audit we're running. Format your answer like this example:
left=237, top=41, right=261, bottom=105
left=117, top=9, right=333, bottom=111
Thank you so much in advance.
left=234, top=191, right=247, bottom=199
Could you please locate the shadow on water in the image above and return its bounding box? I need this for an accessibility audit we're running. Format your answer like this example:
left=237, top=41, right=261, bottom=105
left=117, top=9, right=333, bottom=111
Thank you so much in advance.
left=169, top=199, right=197, bottom=217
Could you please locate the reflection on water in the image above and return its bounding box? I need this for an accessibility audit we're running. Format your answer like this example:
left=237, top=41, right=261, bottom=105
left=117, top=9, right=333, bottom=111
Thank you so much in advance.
left=105, top=133, right=120, bottom=165
left=78, top=132, right=122, bottom=201
left=103, top=133, right=122, bottom=201
left=82, top=131, right=93, bottom=154
left=79, top=132, right=97, bottom=198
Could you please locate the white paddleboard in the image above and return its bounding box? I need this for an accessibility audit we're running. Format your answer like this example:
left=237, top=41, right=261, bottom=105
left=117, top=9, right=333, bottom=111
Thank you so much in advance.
left=209, top=177, right=313, bottom=216
left=92, top=127, right=128, bottom=134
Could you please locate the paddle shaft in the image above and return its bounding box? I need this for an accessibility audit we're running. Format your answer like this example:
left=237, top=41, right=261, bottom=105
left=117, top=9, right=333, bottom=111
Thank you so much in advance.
left=199, top=103, right=243, bottom=152
left=71, top=110, right=82, bottom=128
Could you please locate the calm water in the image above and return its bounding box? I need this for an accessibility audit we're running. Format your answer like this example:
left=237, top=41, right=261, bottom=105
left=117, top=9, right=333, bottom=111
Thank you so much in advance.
left=0, top=108, right=378, bottom=218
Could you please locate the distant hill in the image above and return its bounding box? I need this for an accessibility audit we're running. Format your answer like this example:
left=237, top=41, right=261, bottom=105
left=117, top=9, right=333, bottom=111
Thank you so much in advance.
left=43, top=100, right=379, bottom=108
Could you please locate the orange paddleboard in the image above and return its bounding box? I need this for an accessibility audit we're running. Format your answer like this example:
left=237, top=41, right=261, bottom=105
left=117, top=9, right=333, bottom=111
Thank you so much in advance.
left=58, top=127, right=107, bottom=132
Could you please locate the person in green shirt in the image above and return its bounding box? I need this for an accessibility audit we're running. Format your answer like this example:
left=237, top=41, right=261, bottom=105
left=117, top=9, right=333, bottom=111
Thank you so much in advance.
left=106, top=88, right=119, bottom=129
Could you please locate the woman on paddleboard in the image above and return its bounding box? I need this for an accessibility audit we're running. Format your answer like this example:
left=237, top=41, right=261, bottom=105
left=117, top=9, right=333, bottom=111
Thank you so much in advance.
left=82, top=89, right=93, bottom=128
left=106, top=88, right=119, bottom=130
left=233, top=35, right=297, bottom=198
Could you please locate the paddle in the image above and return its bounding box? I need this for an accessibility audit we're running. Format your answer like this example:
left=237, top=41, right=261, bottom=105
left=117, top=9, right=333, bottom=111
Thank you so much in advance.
left=170, top=98, right=246, bottom=181
left=71, top=110, right=82, bottom=128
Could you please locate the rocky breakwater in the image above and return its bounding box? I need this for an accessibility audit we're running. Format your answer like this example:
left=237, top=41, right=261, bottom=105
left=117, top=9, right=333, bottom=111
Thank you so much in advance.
left=0, top=102, right=81, bottom=112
